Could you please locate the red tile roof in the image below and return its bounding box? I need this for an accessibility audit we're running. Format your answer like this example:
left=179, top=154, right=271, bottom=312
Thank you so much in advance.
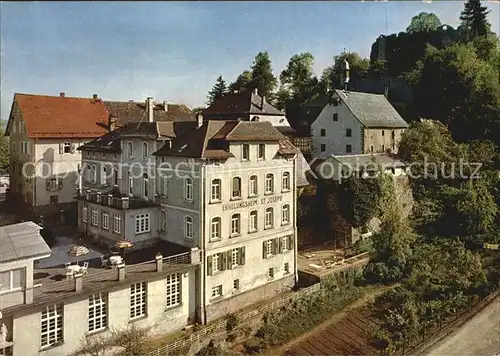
left=10, top=94, right=110, bottom=139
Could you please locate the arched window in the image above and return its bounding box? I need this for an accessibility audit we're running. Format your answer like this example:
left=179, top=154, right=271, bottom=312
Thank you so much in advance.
left=211, top=179, right=221, bottom=201
left=231, top=213, right=241, bottom=236
left=282, top=172, right=290, bottom=191
left=249, top=175, right=258, bottom=196
left=142, top=142, right=148, bottom=159
left=211, top=217, right=221, bottom=240
left=282, top=204, right=290, bottom=224
left=160, top=210, right=167, bottom=232
left=184, top=216, right=193, bottom=239
left=128, top=171, right=133, bottom=196
left=143, top=173, right=149, bottom=198
left=232, top=177, right=241, bottom=199
left=265, top=173, right=274, bottom=194
left=127, top=142, right=133, bottom=158
left=265, top=207, right=274, bottom=228
left=184, top=178, right=193, bottom=201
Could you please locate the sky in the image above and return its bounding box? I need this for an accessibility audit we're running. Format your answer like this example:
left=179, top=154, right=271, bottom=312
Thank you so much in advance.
left=1, top=1, right=499, bottom=122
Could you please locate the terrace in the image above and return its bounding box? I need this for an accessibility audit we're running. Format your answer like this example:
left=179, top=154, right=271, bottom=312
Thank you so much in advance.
left=76, top=189, right=159, bottom=210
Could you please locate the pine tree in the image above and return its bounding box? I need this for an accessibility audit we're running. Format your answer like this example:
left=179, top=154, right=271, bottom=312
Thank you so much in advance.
left=249, top=52, right=277, bottom=98
left=206, top=76, right=228, bottom=106
left=0, top=122, right=9, bottom=174
left=459, top=0, right=491, bottom=39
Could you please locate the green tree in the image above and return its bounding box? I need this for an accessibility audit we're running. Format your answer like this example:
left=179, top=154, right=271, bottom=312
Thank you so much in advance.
left=280, top=52, right=317, bottom=98
left=249, top=52, right=278, bottom=98
left=406, top=12, right=442, bottom=33
left=0, top=123, right=9, bottom=174
left=320, top=52, right=369, bottom=91
left=206, top=75, right=228, bottom=106
left=459, top=0, right=491, bottom=39
left=228, top=70, right=252, bottom=93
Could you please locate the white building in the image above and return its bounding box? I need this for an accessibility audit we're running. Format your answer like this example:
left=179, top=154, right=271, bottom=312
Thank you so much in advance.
left=311, top=89, right=409, bottom=159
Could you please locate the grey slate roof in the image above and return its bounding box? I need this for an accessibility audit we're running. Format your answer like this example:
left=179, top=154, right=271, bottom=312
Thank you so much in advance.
left=334, top=89, right=408, bottom=128
left=203, top=91, right=284, bottom=117
left=104, top=101, right=196, bottom=124
left=0, top=222, right=51, bottom=263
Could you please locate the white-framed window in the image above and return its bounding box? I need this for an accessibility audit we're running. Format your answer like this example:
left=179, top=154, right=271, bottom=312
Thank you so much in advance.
left=0, top=269, right=25, bottom=293
left=266, top=240, right=273, bottom=257
left=184, top=216, right=193, bottom=239
left=258, top=143, right=265, bottom=159
left=242, top=144, right=249, bottom=160
left=211, top=285, right=222, bottom=299
left=113, top=214, right=121, bottom=233
left=166, top=273, right=181, bottom=308
left=282, top=204, right=290, bottom=225
left=142, top=141, right=148, bottom=159
left=232, top=177, right=241, bottom=199
left=128, top=172, right=133, bottom=196
left=88, top=292, right=108, bottom=333
left=282, top=172, right=290, bottom=191
left=265, top=207, right=274, bottom=228
left=91, top=208, right=98, bottom=226
left=63, top=142, right=71, bottom=153
left=281, top=236, right=290, bottom=252
left=161, top=175, right=168, bottom=196
left=143, top=173, right=149, bottom=198
left=135, top=213, right=151, bottom=234
left=249, top=210, right=258, bottom=232
left=47, top=177, right=58, bottom=190
left=212, top=253, right=221, bottom=273
left=127, top=142, right=133, bottom=158
left=40, top=304, right=63, bottom=348
left=211, top=179, right=221, bottom=201
left=211, top=217, right=221, bottom=240
left=160, top=210, right=167, bottom=232
left=231, top=213, right=241, bottom=236
left=102, top=211, right=109, bottom=230
left=82, top=205, right=88, bottom=222
left=184, top=178, right=193, bottom=201
left=249, top=175, right=258, bottom=196
left=231, top=248, right=240, bottom=267
left=265, top=173, right=274, bottom=194
left=130, top=282, right=147, bottom=320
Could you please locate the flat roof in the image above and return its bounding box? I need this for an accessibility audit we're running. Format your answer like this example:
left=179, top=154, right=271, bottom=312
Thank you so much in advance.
left=0, top=222, right=51, bottom=263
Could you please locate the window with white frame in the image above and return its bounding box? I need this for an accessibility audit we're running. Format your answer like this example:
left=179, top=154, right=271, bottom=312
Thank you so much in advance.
left=63, top=142, right=71, bottom=153
left=258, top=143, right=265, bottom=159
left=184, top=216, right=193, bottom=239
left=265, top=207, right=274, bottom=228
left=184, top=178, right=193, bottom=201
left=282, top=204, right=290, bottom=225
left=211, top=285, right=222, bottom=299
left=249, top=210, right=258, bottom=232
left=128, top=172, right=133, bottom=196
left=48, top=177, right=58, bottom=190
left=142, top=141, right=148, bottom=159
left=0, top=269, right=25, bottom=293
left=40, top=304, right=63, bottom=348
left=232, top=177, right=241, bottom=199
left=91, top=208, right=98, bottom=226
left=249, top=175, right=258, bottom=196
left=211, top=217, right=221, bottom=240
left=282, top=172, right=290, bottom=191
left=160, top=210, right=167, bottom=232
left=135, top=213, right=150, bottom=234
left=231, top=213, right=241, bottom=236
left=231, top=248, right=240, bottom=267
left=88, top=292, right=108, bottom=333
left=130, top=282, right=147, bottom=319
left=127, top=142, right=133, bottom=158
left=82, top=206, right=88, bottom=222
left=211, top=179, right=221, bottom=201
left=266, top=240, right=273, bottom=257
left=265, top=173, right=274, bottom=194
left=113, top=214, right=121, bottom=233
left=242, top=144, right=249, bottom=160
left=102, top=212, right=109, bottom=230
left=281, top=236, right=290, bottom=252
left=143, top=173, right=149, bottom=198
left=212, top=253, right=221, bottom=273
left=165, top=273, right=181, bottom=308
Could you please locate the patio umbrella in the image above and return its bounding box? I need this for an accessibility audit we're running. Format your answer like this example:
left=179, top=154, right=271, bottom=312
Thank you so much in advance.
left=68, top=245, right=90, bottom=257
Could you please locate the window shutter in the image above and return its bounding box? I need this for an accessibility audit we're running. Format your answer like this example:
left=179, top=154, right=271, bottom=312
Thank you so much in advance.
left=58, top=177, right=63, bottom=189
left=45, top=179, right=50, bottom=191
left=278, top=237, right=284, bottom=254
left=227, top=251, right=232, bottom=270
left=288, top=234, right=294, bottom=250
left=207, top=255, right=213, bottom=276
left=240, top=247, right=245, bottom=265
left=262, top=241, right=267, bottom=259
left=59, top=143, right=63, bottom=154
left=221, top=252, right=227, bottom=271
left=70, top=143, right=76, bottom=153
left=273, top=238, right=279, bottom=255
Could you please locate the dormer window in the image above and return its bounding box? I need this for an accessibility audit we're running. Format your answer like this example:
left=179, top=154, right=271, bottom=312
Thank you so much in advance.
left=242, top=144, right=249, bottom=161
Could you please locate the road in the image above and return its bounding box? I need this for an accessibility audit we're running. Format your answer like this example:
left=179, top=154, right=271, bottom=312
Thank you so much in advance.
left=427, top=297, right=500, bottom=356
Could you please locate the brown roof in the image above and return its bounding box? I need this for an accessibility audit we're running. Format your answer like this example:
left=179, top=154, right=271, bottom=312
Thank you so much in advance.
left=8, top=94, right=110, bottom=139
left=104, top=101, right=195, bottom=125
left=202, top=91, right=284, bottom=118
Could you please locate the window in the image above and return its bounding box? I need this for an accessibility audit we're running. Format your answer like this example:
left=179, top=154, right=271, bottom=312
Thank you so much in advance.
left=392, top=130, right=395, bottom=140
left=91, top=165, right=97, bottom=184
left=50, top=195, right=58, bottom=204
left=370, top=145, right=374, bottom=152
left=249, top=211, right=258, bottom=232
left=211, top=285, right=222, bottom=299
left=91, top=208, right=98, bottom=226
left=63, top=142, right=71, bottom=153
left=333, top=113, right=338, bottom=121
left=333, top=98, right=339, bottom=107
left=258, top=143, right=265, bottom=159
left=47, top=177, right=58, bottom=190
left=135, top=213, right=150, bottom=234
left=231, top=248, right=241, bottom=267
left=102, top=152, right=106, bottom=159
left=142, top=142, right=148, bottom=159
left=161, top=176, right=168, bottom=196
left=0, top=269, right=25, bottom=293
left=321, top=144, right=326, bottom=152
left=101, top=166, right=107, bottom=185
left=284, top=262, right=290, bottom=274
left=382, top=144, right=385, bottom=151
left=41, top=304, right=63, bottom=348
left=382, top=130, right=385, bottom=136
left=113, top=214, right=121, bottom=233
left=102, top=212, right=109, bottom=230
left=211, top=179, right=221, bottom=201
left=143, top=173, right=149, bottom=198
left=88, top=293, right=108, bottom=333
left=282, top=204, right=290, bottom=224
left=128, top=172, right=133, bottom=196
left=268, top=267, right=274, bottom=279
left=320, top=129, right=326, bottom=137
left=232, top=177, right=241, bottom=199
left=127, top=142, right=133, bottom=158
left=346, top=144, right=352, bottom=153
left=184, top=216, right=193, bottom=239
left=160, top=211, right=167, bottom=232
left=82, top=206, right=88, bottom=222
left=249, top=175, right=258, bottom=196
left=113, top=169, right=118, bottom=186
left=265, top=208, right=274, bottom=228
left=184, top=178, right=193, bottom=201
left=165, top=273, right=181, bottom=308
left=231, top=213, right=241, bottom=236
left=281, top=235, right=290, bottom=252
left=233, top=279, right=240, bottom=291
left=282, top=172, right=290, bottom=191
left=211, top=217, right=221, bottom=240
left=242, top=144, right=249, bottom=160
left=0, top=346, right=12, bottom=356
left=346, top=128, right=352, bottom=137
left=130, top=282, right=147, bottom=319
left=212, top=253, right=221, bottom=273
left=265, top=174, right=274, bottom=194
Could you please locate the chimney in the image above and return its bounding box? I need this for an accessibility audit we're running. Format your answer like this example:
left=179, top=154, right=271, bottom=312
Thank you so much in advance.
left=197, top=114, right=203, bottom=128
left=109, top=117, right=117, bottom=132
left=117, top=263, right=125, bottom=281
left=93, top=94, right=98, bottom=99
left=74, top=272, right=83, bottom=291
left=147, top=97, right=154, bottom=123
left=163, top=100, right=168, bottom=112
left=190, top=247, right=200, bottom=264
left=60, top=92, right=65, bottom=98
left=155, top=253, right=163, bottom=272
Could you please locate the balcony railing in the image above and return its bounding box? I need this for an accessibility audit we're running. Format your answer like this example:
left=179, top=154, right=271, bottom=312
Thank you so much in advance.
left=76, top=189, right=159, bottom=209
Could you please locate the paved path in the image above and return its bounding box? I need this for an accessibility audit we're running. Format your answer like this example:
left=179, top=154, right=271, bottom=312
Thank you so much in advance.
left=427, top=297, right=500, bottom=356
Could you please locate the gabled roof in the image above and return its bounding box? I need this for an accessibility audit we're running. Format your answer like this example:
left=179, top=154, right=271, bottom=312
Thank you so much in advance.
left=6, top=94, right=110, bottom=139
left=333, top=89, right=409, bottom=128
left=202, top=91, right=284, bottom=117
left=104, top=101, right=195, bottom=125
left=0, top=222, right=51, bottom=263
